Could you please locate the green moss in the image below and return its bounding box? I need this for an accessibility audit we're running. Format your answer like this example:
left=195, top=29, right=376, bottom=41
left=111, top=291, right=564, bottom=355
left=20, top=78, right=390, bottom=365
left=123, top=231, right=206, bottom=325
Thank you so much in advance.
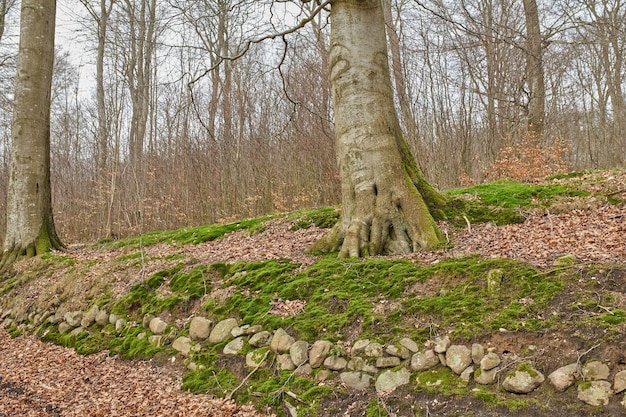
left=289, top=207, right=340, bottom=231
left=597, top=309, right=626, bottom=325
left=366, top=399, right=390, bottom=417
left=414, top=367, right=470, bottom=396
left=109, top=326, right=165, bottom=360
left=169, top=266, right=212, bottom=298
left=182, top=367, right=239, bottom=397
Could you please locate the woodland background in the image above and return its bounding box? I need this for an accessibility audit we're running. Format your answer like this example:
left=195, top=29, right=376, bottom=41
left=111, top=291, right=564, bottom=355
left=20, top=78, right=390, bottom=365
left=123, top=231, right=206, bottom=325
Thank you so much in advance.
left=0, top=0, right=624, bottom=244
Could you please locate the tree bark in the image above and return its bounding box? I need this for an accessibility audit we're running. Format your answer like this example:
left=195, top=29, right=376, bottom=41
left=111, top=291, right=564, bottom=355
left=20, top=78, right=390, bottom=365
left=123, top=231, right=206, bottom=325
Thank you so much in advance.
left=522, top=0, right=545, bottom=135
left=311, top=0, right=444, bottom=257
left=1, top=0, right=62, bottom=273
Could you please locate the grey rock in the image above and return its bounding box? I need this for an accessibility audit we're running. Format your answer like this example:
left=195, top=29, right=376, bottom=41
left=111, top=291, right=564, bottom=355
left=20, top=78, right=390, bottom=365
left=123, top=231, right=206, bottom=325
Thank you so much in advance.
left=148, top=335, right=163, bottom=347
left=480, top=352, right=501, bottom=371
left=269, top=328, right=295, bottom=353
left=471, top=343, right=485, bottom=365
left=376, top=356, right=402, bottom=368
left=289, top=340, right=309, bottom=367
left=58, top=322, right=72, bottom=334
left=295, top=364, right=313, bottom=376
left=365, top=342, right=384, bottom=358
left=386, top=344, right=411, bottom=360
left=208, top=318, right=238, bottom=344
left=48, top=312, right=63, bottom=325
left=614, top=370, right=626, bottom=394
left=324, top=356, right=348, bottom=371
left=502, top=366, right=545, bottom=394
left=438, top=353, right=447, bottom=367
left=315, top=369, right=332, bottom=382
left=172, top=336, right=197, bottom=356
left=223, top=337, right=246, bottom=355
left=64, top=311, right=83, bottom=328
left=81, top=305, right=100, bottom=328
left=109, top=313, right=120, bottom=325
left=149, top=317, right=168, bottom=335
left=249, top=331, right=272, bottom=348
left=348, top=357, right=379, bottom=374
left=446, top=345, right=472, bottom=375
left=231, top=325, right=248, bottom=338
left=69, top=327, right=86, bottom=337
left=399, top=338, right=419, bottom=353
left=142, top=314, right=155, bottom=328
left=582, top=360, right=610, bottom=381
left=410, top=350, right=440, bottom=372
left=351, top=339, right=370, bottom=355
left=475, top=367, right=499, bottom=385
left=340, top=372, right=373, bottom=390
left=277, top=354, right=296, bottom=371
left=115, top=318, right=127, bottom=332
left=548, top=363, right=579, bottom=392
left=577, top=381, right=613, bottom=406
left=246, top=349, right=269, bottom=368
left=434, top=336, right=451, bottom=353
left=310, top=340, right=333, bottom=368
left=95, top=310, right=109, bottom=326
left=375, top=368, right=411, bottom=393
left=460, top=366, right=474, bottom=383
left=486, top=269, right=503, bottom=293
left=189, top=316, right=213, bottom=341
left=245, top=325, right=263, bottom=335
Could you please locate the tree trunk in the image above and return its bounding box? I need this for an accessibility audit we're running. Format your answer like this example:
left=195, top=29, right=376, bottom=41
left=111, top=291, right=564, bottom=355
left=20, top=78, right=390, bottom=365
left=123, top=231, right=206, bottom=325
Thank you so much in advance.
left=1, top=0, right=62, bottom=272
left=0, top=0, right=6, bottom=43
left=311, top=0, right=444, bottom=258
left=522, top=0, right=545, bottom=135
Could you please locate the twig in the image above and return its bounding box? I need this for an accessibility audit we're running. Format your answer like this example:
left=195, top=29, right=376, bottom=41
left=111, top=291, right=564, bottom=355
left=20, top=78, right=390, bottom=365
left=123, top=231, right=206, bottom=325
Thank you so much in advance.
left=606, top=188, right=626, bottom=197
left=463, top=215, right=472, bottom=235
left=226, top=350, right=269, bottom=400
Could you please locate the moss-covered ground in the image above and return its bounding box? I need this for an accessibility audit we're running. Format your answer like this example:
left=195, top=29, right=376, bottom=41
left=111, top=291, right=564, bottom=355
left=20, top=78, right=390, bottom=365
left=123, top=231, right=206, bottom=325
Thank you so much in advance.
left=1, top=171, right=625, bottom=417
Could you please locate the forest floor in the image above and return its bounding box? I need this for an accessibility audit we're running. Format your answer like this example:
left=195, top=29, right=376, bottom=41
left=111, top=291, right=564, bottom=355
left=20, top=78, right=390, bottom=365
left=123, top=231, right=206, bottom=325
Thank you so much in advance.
left=0, top=169, right=625, bottom=416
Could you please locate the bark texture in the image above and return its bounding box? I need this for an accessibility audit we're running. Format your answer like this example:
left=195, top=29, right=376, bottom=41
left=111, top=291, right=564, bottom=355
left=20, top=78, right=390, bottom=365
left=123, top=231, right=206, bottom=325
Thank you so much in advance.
left=1, top=0, right=62, bottom=273
left=311, top=0, right=443, bottom=257
left=522, top=0, right=545, bottom=135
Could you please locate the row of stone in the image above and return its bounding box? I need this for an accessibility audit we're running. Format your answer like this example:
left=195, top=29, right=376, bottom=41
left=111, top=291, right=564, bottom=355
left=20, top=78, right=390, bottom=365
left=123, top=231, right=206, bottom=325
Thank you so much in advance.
left=2, top=305, right=625, bottom=409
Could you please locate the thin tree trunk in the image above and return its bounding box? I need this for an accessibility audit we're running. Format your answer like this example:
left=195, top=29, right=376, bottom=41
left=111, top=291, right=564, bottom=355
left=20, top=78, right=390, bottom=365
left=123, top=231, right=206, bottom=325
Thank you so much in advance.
left=0, top=0, right=6, bottom=43
left=1, top=0, right=62, bottom=272
left=311, top=0, right=444, bottom=257
left=522, top=0, right=545, bottom=135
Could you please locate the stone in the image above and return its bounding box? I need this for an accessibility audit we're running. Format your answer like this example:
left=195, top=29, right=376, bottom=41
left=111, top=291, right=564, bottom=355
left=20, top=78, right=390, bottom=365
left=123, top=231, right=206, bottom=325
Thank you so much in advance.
left=340, top=372, right=373, bottom=390
left=315, top=370, right=332, bottom=383
left=223, top=337, right=245, bottom=355
left=142, top=314, right=155, bottom=328
left=70, top=327, right=85, bottom=337
left=375, top=368, right=411, bottom=393
left=365, top=342, right=384, bottom=358
left=270, top=328, right=295, bottom=353
left=208, top=318, right=238, bottom=344
left=95, top=310, right=109, bottom=326
left=548, top=363, right=579, bottom=392
left=582, top=360, right=610, bottom=381
left=446, top=345, right=472, bottom=375
left=148, top=335, right=163, bottom=347
left=246, top=349, right=269, bottom=368
left=149, top=317, right=168, bottom=335
left=277, top=354, right=296, bottom=371
left=614, top=370, right=626, bottom=394
left=109, top=313, right=120, bottom=325
left=471, top=343, right=485, bottom=365
left=295, top=364, right=313, bottom=376
left=309, top=340, right=333, bottom=368
left=245, top=325, right=263, bottom=335
left=231, top=325, right=248, bottom=338
left=249, top=331, right=272, bottom=347
left=324, top=356, right=348, bottom=371
left=438, top=353, right=447, bottom=367
left=58, top=322, right=72, bottom=334
left=486, top=269, right=503, bottom=293
left=64, top=311, right=83, bottom=328
left=172, top=337, right=197, bottom=356
left=189, top=316, right=213, bottom=341
left=399, top=338, right=419, bottom=353
left=348, top=357, right=379, bottom=374
left=289, top=340, right=309, bottom=367
left=410, top=350, right=440, bottom=372
left=376, top=356, right=401, bottom=368
left=351, top=339, right=370, bottom=355
left=433, top=336, right=451, bottom=354
left=460, top=366, right=474, bottom=383
left=48, top=312, right=63, bottom=325
left=386, top=344, right=411, bottom=360
left=502, top=366, right=545, bottom=394
left=115, top=318, right=127, bottom=332
left=475, top=368, right=498, bottom=385
left=81, top=305, right=100, bottom=328
left=480, top=352, right=501, bottom=371
left=577, top=381, right=613, bottom=406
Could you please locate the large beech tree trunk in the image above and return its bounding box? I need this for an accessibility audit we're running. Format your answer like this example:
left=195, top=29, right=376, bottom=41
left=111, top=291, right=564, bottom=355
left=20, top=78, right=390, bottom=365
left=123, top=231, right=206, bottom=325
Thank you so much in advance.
left=311, top=0, right=444, bottom=257
left=1, top=0, right=62, bottom=272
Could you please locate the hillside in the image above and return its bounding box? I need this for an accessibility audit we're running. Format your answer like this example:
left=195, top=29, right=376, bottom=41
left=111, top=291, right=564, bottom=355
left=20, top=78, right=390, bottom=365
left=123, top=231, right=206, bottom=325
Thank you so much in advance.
left=0, top=169, right=625, bottom=417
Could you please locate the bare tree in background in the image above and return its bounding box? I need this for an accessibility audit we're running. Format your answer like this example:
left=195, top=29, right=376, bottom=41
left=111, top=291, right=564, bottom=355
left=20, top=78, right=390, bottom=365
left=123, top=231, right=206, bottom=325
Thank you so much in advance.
left=522, top=0, right=545, bottom=135
left=1, top=0, right=62, bottom=272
